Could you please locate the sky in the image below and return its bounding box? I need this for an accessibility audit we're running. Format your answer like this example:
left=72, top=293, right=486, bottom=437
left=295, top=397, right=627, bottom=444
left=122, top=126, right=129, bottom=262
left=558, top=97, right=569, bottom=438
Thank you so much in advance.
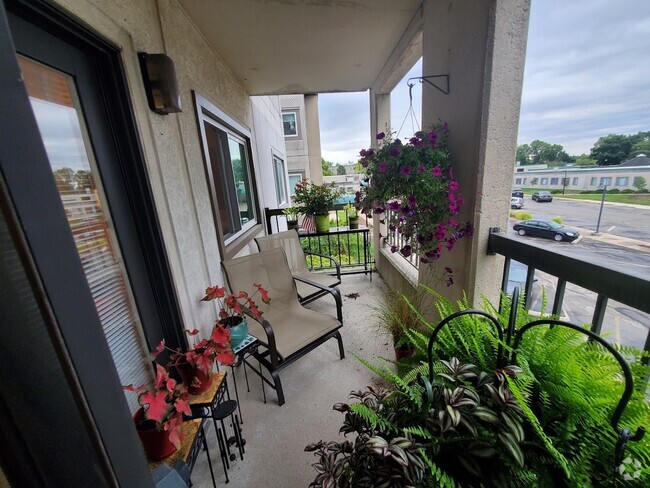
left=318, top=0, right=650, bottom=165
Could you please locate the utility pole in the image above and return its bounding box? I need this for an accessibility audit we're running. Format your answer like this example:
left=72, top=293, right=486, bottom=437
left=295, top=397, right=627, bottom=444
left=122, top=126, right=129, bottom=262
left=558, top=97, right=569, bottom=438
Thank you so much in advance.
left=562, top=169, right=567, bottom=195
left=594, top=184, right=607, bottom=235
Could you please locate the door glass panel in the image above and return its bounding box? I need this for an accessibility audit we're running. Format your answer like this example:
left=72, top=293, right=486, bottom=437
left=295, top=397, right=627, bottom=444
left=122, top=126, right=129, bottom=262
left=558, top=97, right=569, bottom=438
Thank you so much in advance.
left=228, top=136, right=254, bottom=226
left=17, top=56, right=151, bottom=411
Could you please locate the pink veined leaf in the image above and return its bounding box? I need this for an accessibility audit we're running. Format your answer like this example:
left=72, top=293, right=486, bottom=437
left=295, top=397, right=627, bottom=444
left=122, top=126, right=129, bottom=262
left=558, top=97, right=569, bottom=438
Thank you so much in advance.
left=175, top=398, right=191, bottom=416
left=167, top=423, right=182, bottom=449
left=150, top=340, right=165, bottom=360
left=194, top=349, right=214, bottom=375
left=166, top=378, right=177, bottom=392
left=123, top=384, right=146, bottom=392
left=211, top=325, right=230, bottom=346
left=217, top=349, right=235, bottom=366
left=185, top=329, right=200, bottom=336
left=140, top=390, right=170, bottom=423
left=154, top=363, right=168, bottom=389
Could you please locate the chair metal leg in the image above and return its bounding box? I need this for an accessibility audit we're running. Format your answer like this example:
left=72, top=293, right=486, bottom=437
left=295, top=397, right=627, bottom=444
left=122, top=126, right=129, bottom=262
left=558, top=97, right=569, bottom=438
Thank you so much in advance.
left=216, top=426, right=229, bottom=483
left=270, top=368, right=285, bottom=406
left=336, top=331, right=345, bottom=359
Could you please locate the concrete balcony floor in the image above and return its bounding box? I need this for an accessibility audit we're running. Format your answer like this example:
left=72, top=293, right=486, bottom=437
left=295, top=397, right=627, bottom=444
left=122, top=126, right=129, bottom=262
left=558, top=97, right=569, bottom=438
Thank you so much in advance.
left=191, top=273, right=393, bottom=487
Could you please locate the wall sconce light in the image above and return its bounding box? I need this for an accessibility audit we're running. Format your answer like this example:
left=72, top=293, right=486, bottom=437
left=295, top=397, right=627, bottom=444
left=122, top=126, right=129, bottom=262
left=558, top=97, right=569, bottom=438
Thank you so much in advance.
left=138, top=53, right=182, bottom=115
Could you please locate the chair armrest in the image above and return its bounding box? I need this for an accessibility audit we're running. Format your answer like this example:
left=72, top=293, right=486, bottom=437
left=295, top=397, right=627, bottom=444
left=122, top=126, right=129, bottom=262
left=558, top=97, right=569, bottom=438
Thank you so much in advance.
left=292, top=274, right=343, bottom=324
left=304, top=251, right=341, bottom=281
left=240, top=306, right=281, bottom=369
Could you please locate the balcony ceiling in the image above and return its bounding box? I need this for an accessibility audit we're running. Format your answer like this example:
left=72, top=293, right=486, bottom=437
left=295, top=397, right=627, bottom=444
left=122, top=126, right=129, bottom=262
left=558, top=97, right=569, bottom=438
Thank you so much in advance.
left=178, top=0, right=422, bottom=95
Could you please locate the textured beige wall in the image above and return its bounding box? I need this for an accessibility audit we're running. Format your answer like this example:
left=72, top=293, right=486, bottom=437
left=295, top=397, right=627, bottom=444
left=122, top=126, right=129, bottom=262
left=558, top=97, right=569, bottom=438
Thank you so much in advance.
left=421, top=0, right=530, bottom=306
left=48, top=0, right=262, bottom=337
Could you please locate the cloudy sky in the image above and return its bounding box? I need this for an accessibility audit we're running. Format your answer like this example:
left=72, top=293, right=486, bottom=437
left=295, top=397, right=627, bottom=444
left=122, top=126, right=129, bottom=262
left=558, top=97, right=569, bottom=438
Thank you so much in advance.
left=319, top=0, right=650, bottom=164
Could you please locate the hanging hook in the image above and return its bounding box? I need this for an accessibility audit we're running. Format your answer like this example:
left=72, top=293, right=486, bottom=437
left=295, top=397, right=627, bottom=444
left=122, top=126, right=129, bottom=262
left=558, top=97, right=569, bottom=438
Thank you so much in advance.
left=407, top=74, right=450, bottom=95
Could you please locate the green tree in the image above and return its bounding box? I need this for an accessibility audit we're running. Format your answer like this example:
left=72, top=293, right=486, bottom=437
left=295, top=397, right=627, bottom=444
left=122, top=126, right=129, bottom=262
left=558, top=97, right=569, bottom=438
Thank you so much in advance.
left=574, top=154, right=596, bottom=166
left=336, top=163, right=346, bottom=175
left=516, top=144, right=531, bottom=164
left=530, top=177, right=538, bottom=186
left=629, top=138, right=650, bottom=159
left=591, top=134, right=634, bottom=165
left=75, top=170, right=95, bottom=191
left=633, top=176, right=647, bottom=191
left=321, top=158, right=335, bottom=176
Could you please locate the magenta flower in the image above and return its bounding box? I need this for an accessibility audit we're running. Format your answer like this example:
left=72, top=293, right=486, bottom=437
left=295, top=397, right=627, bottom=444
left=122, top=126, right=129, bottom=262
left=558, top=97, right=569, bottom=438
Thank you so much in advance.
left=409, top=137, right=424, bottom=147
left=389, top=146, right=401, bottom=157
left=428, top=130, right=438, bottom=144
left=449, top=181, right=459, bottom=191
left=417, top=165, right=425, bottom=174
left=378, top=162, right=388, bottom=173
left=432, top=166, right=442, bottom=177
left=400, top=165, right=412, bottom=176
left=388, top=200, right=401, bottom=211
left=374, top=206, right=385, bottom=214
left=359, top=149, right=368, bottom=157
left=376, top=132, right=385, bottom=140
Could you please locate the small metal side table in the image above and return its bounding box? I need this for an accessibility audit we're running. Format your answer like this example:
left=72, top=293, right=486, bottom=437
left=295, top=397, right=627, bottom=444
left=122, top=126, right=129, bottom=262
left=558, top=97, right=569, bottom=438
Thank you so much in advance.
left=188, top=372, right=245, bottom=483
left=148, top=418, right=216, bottom=488
left=229, top=334, right=265, bottom=408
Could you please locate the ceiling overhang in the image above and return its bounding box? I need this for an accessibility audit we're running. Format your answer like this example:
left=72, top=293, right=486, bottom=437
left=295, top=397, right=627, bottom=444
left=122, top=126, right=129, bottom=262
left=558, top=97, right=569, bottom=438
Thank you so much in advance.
left=178, top=0, right=423, bottom=95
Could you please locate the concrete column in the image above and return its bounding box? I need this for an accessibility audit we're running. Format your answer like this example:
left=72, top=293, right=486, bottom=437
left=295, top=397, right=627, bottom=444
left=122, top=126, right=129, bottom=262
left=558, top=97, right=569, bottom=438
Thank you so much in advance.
left=370, top=90, right=391, bottom=267
left=420, top=0, right=530, bottom=306
left=304, top=94, right=323, bottom=184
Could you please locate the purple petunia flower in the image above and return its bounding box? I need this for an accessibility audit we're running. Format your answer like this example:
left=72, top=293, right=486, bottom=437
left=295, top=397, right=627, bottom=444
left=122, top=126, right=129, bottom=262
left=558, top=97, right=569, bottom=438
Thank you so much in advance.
left=376, top=132, right=385, bottom=140
left=432, top=166, right=442, bottom=177
left=409, top=137, right=424, bottom=147
left=428, top=130, right=438, bottom=144
left=400, top=245, right=412, bottom=258
left=390, top=245, right=398, bottom=253
left=449, top=181, right=459, bottom=191
left=374, top=206, right=385, bottom=215
left=448, top=218, right=457, bottom=228
left=417, top=165, right=425, bottom=174
left=400, top=165, right=412, bottom=176
left=389, top=146, right=401, bottom=157
left=407, top=194, right=417, bottom=207
left=388, top=200, right=401, bottom=211
left=378, top=162, right=388, bottom=173
left=359, top=149, right=367, bottom=157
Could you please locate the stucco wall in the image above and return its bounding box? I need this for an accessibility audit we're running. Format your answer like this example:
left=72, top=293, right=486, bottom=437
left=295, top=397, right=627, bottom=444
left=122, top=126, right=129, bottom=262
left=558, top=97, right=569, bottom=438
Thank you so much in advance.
left=421, top=0, right=530, bottom=307
left=50, top=0, right=280, bottom=338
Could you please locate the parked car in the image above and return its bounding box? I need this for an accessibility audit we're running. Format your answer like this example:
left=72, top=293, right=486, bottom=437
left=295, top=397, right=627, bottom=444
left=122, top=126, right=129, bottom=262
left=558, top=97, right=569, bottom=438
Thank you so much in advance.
left=511, top=188, right=524, bottom=198
left=531, top=191, right=553, bottom=202
left=513, top=219, right=580, bottom=242
left=510, top=197, right=524, bottom=209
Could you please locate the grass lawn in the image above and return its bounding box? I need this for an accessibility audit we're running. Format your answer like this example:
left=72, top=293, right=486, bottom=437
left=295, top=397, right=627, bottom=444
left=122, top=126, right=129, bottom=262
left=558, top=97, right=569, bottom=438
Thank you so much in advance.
left=555, top=193, right=650, bottom=206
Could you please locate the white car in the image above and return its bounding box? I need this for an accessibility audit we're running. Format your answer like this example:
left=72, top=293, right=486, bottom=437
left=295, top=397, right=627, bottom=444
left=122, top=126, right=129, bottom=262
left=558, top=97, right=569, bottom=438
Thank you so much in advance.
left=510, top=197, right=524, bottom=209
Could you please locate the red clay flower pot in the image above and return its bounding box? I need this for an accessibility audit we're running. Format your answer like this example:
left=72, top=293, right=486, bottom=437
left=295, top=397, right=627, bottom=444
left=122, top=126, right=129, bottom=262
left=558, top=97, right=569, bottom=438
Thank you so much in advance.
left=133, top=408, right=179, bottom=461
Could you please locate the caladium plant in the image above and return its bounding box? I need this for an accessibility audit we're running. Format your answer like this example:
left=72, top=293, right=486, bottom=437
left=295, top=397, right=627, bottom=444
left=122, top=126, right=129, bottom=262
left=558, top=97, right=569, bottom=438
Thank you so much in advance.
left=201, top=282, right=271, bottom=321
left=152, top=324, right=236, bottom=376
left=123, top=364, right=191, bottom=448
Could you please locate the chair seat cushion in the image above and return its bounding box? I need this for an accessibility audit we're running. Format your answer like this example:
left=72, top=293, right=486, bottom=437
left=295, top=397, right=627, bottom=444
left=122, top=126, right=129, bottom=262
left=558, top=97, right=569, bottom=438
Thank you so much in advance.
left=249, top=305, right=341, bottom=360
left=294, top=272, right=340, bottom=301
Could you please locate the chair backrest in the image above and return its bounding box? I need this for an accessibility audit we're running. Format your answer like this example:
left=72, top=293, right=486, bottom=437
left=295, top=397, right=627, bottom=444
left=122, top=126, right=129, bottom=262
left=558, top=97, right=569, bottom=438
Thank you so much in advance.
left=254, top=229, right=310, bottom=275
left=221, top=247, right=300, bottom=315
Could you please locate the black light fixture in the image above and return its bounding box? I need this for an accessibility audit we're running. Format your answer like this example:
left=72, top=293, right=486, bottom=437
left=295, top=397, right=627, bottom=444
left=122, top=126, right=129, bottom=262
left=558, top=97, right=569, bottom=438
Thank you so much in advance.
left=138, top=53, right=182, bottom=115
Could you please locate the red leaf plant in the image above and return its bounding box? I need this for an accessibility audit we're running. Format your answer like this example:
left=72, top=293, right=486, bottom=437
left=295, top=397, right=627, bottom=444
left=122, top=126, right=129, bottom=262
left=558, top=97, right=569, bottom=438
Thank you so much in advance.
left=201, top=282, right=271, bottom=322
left=123, top=364, right=190, bottom=448
left=152, top=324, right=236, bottom=377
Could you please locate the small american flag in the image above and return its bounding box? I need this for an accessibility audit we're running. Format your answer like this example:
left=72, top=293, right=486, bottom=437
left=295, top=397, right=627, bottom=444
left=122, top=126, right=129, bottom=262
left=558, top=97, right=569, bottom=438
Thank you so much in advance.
left=301, top=214, right=316, bottom=233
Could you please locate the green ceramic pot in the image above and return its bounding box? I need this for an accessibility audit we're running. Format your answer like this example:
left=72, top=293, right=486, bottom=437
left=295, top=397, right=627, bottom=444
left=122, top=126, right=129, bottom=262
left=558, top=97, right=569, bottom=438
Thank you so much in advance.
left=314, top=214, right=330, bottom=233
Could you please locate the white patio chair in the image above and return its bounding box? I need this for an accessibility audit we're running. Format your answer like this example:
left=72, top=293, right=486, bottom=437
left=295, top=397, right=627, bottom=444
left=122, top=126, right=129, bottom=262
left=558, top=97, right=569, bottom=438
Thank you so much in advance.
left=255, top=229, right=341, bottom=306
left=221, top=247, right=344, bottom=405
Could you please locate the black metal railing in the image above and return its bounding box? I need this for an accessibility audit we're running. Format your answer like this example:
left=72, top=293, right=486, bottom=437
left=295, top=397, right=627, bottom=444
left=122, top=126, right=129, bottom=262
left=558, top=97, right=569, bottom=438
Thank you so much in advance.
left=383, top=209, right=420, bottom=269
left=264, top=205, right=374, bottom=275
left=488, top=228, right=650, bottom=362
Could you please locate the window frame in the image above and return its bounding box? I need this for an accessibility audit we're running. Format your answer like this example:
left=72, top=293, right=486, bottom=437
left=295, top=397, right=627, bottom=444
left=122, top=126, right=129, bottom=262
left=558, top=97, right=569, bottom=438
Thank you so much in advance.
left=541, top=177, right=548, bottom=185
left=273, top=154, right=288, bottom=206
left=550, top=177, right=559, bottom=185
left=193, top=92, right=262, bottom=260
left=600, top=177, right=612, bottom=186
left=282, top=110, right=299, bottom=138
left=615, top=176, right=628, bottom=186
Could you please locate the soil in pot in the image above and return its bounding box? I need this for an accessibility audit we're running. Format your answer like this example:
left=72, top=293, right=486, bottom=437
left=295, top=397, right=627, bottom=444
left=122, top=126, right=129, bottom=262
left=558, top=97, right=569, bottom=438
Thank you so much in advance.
left=133, top=408, right=180, bottom=461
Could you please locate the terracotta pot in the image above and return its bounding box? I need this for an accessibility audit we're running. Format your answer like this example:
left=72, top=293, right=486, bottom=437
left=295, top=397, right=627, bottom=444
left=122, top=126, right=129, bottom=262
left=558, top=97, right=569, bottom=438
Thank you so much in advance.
left=219, top=316, right=249, bottom=348
left=133, top=408, right=180, bottom=461
left=176, top=362, right=213, bottom=395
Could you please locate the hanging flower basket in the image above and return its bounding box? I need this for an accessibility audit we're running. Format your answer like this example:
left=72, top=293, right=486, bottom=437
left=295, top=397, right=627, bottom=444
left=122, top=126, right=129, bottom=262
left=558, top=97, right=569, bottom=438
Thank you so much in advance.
left=356, top=124, right=473, bottom=283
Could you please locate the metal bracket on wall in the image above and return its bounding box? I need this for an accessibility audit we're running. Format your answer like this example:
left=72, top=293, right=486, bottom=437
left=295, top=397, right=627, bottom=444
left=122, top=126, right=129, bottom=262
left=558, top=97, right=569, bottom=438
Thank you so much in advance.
left=407, top=74, right=450, bottom=95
